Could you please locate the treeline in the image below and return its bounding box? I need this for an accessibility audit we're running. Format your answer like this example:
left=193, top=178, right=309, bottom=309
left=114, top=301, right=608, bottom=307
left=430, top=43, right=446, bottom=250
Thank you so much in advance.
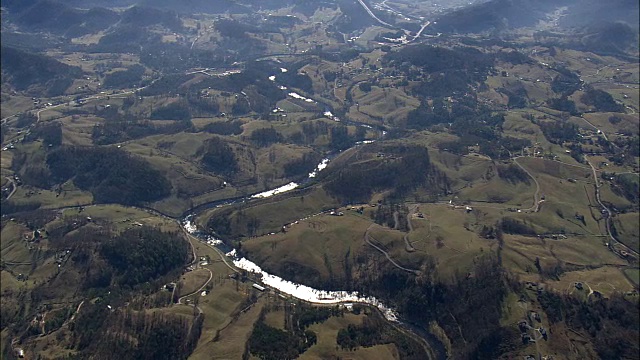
left=46, top=146, right=171, bottom=205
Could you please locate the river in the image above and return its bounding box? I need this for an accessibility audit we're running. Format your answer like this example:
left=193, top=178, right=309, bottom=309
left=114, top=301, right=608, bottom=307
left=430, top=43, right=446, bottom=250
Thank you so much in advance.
left=180, top=149, right=447, bottom=359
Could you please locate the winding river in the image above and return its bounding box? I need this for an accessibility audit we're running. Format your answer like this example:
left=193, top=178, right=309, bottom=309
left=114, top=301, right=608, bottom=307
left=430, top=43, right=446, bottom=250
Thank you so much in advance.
left=180, top=146, right=447, bottom=359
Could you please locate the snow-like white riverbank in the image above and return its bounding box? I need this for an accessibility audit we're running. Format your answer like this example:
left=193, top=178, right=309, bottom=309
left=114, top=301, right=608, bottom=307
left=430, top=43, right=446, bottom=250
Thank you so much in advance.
left=250, top=182, right=299, bottom=199
left=308, top=158, right=330, bottom=178
left=288, top=92, right=315, bottom=103
left=232, top=257, right=398, bottom=321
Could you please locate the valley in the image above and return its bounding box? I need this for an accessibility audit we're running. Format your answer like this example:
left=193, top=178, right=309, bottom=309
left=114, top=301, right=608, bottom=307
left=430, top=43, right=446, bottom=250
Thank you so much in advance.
left=1, top=0, right=638, bottom=359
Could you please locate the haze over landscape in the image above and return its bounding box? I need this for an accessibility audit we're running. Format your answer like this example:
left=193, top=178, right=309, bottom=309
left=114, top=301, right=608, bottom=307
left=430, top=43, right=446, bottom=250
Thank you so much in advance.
left=0, top=0, right=638, bottom=359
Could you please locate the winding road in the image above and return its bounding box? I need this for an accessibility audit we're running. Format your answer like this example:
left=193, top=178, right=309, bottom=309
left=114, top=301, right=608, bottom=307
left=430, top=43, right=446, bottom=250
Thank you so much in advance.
left=513, top=157, right=543, bottom=213
left=364, top=224, right=420, bottom=275
left=585, top=156, right=639, bottom=257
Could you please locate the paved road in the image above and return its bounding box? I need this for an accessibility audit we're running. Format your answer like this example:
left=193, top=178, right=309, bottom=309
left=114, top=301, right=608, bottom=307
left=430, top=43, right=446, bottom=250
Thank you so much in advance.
left=356, top=0, right=394, bottom=28
left=4, top=177, right=17, bottom=200
left=585, top=156, right=639, bottom=257
left=513, top=157, right=543, bottom=212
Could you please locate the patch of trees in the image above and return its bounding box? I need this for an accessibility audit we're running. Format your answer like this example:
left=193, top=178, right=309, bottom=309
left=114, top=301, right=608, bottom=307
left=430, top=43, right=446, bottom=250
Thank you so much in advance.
left=580, top=88, right=624, bottom=112
left=93, top=25, right=158, bottom=54
left=25, top=121, right=63, bottom=147
left=15, top=112, right=37, bottom=128
left=150, top=100, right=192, bottom=121
left=9, top=1, right=119, bottom=38
left=361, top=255, right=510, bottom=358
left=538, top=121, right=579, bottom=144
left=329, top=125, right=355, bottom=151
left=198, top=137, right=238, bottom=176
left=547, top=97, right=578, bottom=115
left=74, top=304, right=202, bottom=359
left=283, top=152, right=322, bottom=178
left=250, top=127, right=283, bottom=147
left=551, top=68, right=582, bottom=96
left=500, top=217, right=537, bottom=235
left=202, top=120, right=244, bottom=136
left=0, top=45, right=82, bottom=96
left=100, top=226, right=189, bottom=287
left=495, top=50, right=533, bottom=65
left=612, top=174, right=639, bottom=205
left=139, top=74, right=194, bottom=96
left=215, top=19, right=256, bottom=39
left=277, top=71, right=314, bottom=94
left=0, top=199, right=41, bottom=216
left=497, top=164, right=530, bottom=184
left=537, top=291, right=639, bottom=360
left=409, top=96, right=518, bottom=159
left=92, top=115, right=192, bottom=145
left=324, top=145, right=446, bottom=203
left=336, top=314, right=427, bottom=360
left=103, top=65, right=146, bottom=89
left=334, top=0, right=376, bottom=33
left=186, top=91, right=220, bottom=116
left=385, top=45, right=493, bottom=75
left=501, top=87, right=528, bottom=108
left=248, top=308, right=319, bottom=360
left=120, top=6, right=184, bottom=32
left=46, top=146, right=171, bottom=205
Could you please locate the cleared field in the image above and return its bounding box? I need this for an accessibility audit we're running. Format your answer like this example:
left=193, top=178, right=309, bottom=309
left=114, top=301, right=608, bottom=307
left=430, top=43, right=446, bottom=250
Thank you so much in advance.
left=61, top=204, right=178, bottom=233
left=624, top=268, right=639, bottom=287
left=1, top=221, right=33, bottom=264
left=613, top=212, right=640, bottom=253
left=242, top=210, right=372, bottom=284
left=0, top=95, right=34, bottom=118
left=178, top=269, right=211, bottom=297
left=190, top=296, right=265, bottom=360
left=262, top=309, right=285, bottom=330
left=502, top=233, right=626, bottom=278
left=198, top=186, right=339, bottom=237
left=546, top=266, right=635, bottom=297
left=405, top=203, right=497, bottom=279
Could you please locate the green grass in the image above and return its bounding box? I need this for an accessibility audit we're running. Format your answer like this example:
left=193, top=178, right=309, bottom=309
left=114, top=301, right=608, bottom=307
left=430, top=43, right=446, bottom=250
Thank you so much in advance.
left=613, top=212, right=640, bottom=253
left=190, top=296, right=265, bottom=360
left=198, top=186, right=339, bottom=237
left=242, top=210, right=372, bottom=283
left=177, top=269, right=211, bottom=297
left=623, top=268, right=640, bottom=287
